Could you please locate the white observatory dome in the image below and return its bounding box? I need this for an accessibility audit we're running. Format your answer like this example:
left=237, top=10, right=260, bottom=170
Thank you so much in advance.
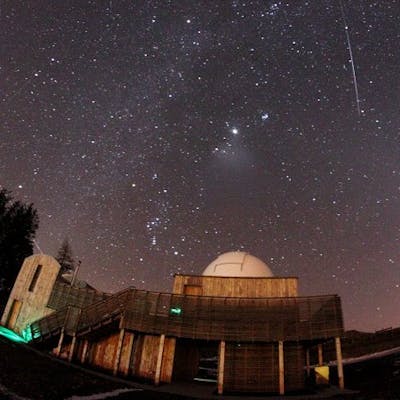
left=202, top=251, right=273, bottom=278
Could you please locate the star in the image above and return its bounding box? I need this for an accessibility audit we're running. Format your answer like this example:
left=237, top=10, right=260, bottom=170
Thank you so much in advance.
left=261, top=112, right=269, bottom=121
left=0, top=0, right=397, bottom=332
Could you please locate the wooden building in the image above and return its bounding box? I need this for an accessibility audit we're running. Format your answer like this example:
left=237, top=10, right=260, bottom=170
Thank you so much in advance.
left=2, top=251, right=345, bottom=394
left=1, top=254, right=61, bottom=335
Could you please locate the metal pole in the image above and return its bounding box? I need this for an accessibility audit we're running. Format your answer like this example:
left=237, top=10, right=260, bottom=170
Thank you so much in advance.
left=71, top=260, right=81, bottom=287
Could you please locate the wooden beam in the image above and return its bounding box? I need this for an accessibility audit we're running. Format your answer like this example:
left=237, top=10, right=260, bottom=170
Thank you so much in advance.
left=154, top=334, right=165, bottom=385
left=68, top=335, right=77, bottom=362
left=305, top=347, right=310, bottom=377
left=318, top=343, right=323, bottom=366
left=113, top=328, right=125, bottom=375
left=160, top=337, right=176, bottom=383
left=335, top=337, right=344, bottom=390
left=55, top=329, right=65, bottom=357
left=121, top=333, right=135, bottom=376
left=217, top=340, right=226, bottom=395
left=81, top=339, right=89, bottom=364
left=278, top=341, right=285, bottom=395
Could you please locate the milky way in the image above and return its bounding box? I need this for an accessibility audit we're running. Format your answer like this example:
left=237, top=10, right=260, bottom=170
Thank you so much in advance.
left=1, top=1, right=399, bottom=331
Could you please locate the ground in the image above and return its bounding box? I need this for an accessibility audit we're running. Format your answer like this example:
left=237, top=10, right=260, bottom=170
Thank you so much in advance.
left=0, top=336, right=186, bottom=400
left=1, top=335, right=400, bottom=400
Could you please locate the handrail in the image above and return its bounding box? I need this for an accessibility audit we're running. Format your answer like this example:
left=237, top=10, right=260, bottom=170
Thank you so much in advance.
left=30, top=287, right=343, bottom=342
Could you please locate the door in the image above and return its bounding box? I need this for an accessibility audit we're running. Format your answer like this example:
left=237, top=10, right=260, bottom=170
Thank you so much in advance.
left=7, top=300, right=22, bottom=329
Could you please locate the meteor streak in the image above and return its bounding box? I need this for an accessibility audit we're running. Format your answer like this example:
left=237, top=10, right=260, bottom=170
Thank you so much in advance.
left=339, top=0, right=361, bottom=116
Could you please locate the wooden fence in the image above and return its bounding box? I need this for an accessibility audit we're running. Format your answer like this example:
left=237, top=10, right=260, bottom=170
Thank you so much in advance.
left=30, top=287, right=343, bottom=342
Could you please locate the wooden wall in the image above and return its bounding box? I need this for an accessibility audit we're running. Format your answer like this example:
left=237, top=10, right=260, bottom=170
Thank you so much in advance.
left=1, top=254, right=61, bottom=334
left=173, top=275, right=298, bottom=298
left=137, top=335, right=159, bottom=380
left=224, top=342, right=305, bottom=393
left=67, top=331, right=175, bottom=383
left=88, top=332, right=119, bottom=370
left=161, top=337, right=176, bottom=383
left=284, top=343, right=305, bottom=392
left=119, top=332, right=135, bottom=375
left=224, top=342, right=279, bottom=392
left=128, top=334, right=175, bottom=383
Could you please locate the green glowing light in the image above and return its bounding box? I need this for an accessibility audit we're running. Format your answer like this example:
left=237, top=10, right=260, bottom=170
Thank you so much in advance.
left=33, top=330, right=41, bottom=339
left=0, top=326, right=28, bottom=343
left=22, top=326, right=33, bottom=342
left=170, top=307, right=182, bottom=316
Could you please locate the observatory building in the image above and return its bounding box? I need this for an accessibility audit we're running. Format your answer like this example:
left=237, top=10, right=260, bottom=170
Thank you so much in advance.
left=1, top=251, right=344, bottom=395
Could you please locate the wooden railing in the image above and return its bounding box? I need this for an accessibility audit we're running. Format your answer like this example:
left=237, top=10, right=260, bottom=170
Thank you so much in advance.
left=30, top=308, right=68, bottom=339
left=30, top=288, right=343, bottom=343
left=121, top=291, right=343, bottom=342
left=76, top=287, right=132, bottom=332
left=47, top=281, right=109, bottom=310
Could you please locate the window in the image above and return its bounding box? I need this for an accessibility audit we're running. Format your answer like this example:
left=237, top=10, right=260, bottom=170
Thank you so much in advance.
left=28, top=265, right=42, bottom=292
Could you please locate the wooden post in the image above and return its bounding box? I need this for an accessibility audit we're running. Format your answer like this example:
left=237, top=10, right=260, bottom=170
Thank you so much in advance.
left=55, top=329, right=65, bottom=357
left=305, top=347, right=310, bottom=377
left=81, top=339, right=89, bottom=364
left=278, top=341, right=285, bottom=395
left=217, top=340, right=226, bottom=395
left=113, top=328, right=125, bottom=375
left=318, top=343, right=323, bottom=365
left=335, top=337, right=344, bottom=390
left=68, top=335, right=77, bottom=362
left=154, top=334, right=165, bottom=385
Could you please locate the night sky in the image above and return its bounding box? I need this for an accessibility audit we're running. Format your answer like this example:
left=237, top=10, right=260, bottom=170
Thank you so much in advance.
left=1, top=1, right=399, bottom=332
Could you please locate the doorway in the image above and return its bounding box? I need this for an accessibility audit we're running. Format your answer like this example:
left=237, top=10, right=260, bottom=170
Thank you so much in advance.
left=6, top=299, right=22, bottom=330
left=173, top=338, right=218, bottom=382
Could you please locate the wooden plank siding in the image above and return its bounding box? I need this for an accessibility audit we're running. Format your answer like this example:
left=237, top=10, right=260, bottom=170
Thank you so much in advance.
left=87, top=332, right=120, bottom=371
left=161, top=337, right=176, bottom=383
left=173, top=275, right=298, bottom=298
left=284, top=343, right=305, bottom=392
left=121, top=334, right=175, bottom=383
left=138, top=335, right=160, bottom=380
left=118, top=332, right=134, bottom=375
left=224, top=342, right=279, bottom=393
